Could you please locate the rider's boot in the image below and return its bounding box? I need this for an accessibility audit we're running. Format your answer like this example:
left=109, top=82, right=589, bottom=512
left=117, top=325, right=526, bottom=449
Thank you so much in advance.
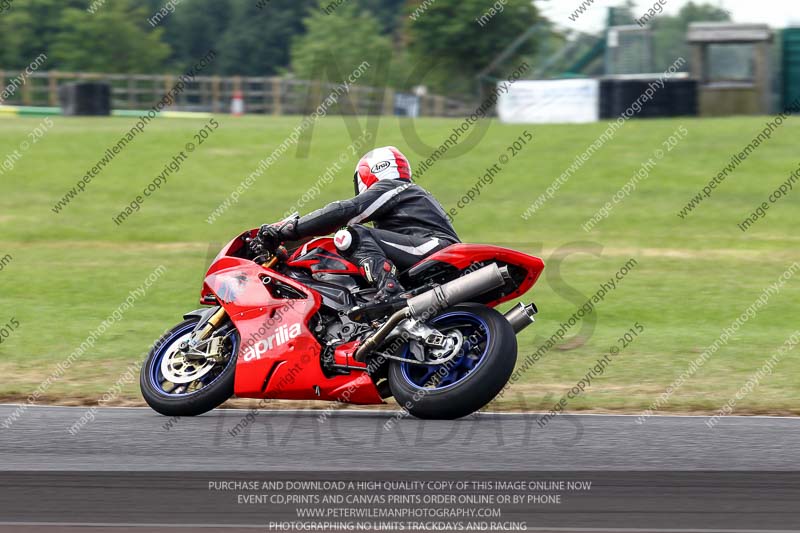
left=358, top=256, right=405, bottom=303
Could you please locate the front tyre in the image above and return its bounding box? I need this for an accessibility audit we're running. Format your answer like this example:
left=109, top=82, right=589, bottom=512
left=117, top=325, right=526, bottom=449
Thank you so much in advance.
left=388, top=303, right=517, bottom=420
left=140, top=318, right=238, bottom=417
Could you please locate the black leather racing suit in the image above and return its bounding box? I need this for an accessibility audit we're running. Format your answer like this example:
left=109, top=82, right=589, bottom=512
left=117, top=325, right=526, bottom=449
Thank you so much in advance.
left=286, top=179, right=460, bottom=292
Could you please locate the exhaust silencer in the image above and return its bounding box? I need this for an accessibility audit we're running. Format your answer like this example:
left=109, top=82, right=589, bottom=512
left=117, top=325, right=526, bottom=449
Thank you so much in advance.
left=406, top=263, right=509, bottom=319
left=504, top=302, right=538, bottom=334
left=355, top=264, right=510, bottom=361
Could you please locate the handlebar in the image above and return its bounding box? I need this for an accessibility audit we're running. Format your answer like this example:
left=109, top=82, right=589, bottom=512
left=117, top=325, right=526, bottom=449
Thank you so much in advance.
left=246, top=230, right=289, bottom=267
left=247, top=214, right=298, bottom=264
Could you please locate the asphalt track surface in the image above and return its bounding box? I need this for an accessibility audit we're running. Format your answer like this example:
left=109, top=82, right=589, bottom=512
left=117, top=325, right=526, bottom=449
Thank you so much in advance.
left=2, top=405, right=800, bottom=533
left=1, top=405, right=799, bottom=470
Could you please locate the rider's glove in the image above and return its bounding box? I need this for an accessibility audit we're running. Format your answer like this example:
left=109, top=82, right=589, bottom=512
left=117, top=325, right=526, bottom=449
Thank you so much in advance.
left=258, top=217, right=300, bottom=249
left=258, top=224, right=282, bottom=250
left=248, top=233, right=267, bottom=256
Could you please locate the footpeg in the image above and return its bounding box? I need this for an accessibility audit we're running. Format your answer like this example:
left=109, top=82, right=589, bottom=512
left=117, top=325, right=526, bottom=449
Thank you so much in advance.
left=424, top=334, right=447, bottom=348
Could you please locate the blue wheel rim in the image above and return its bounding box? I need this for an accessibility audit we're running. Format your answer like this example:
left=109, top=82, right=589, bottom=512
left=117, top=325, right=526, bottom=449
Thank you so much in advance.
left=148, top=322, right=238, bottom=397
left=400, top=311, right=490, bottom=391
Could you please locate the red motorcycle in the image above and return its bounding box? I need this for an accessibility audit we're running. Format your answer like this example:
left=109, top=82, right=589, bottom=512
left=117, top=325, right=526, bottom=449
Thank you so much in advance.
left=140, top=226, right=544, bottom=419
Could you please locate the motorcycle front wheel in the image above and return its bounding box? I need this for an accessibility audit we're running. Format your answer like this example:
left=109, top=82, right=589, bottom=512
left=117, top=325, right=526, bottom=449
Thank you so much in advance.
left=387, top=303, right=517, bottom=420
left=140, top=318, right=238, bottom=417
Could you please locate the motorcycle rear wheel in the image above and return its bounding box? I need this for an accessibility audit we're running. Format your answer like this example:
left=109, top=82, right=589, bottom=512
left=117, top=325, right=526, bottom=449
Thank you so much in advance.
left=140, top=318, right=238, bottom=417
left=387, top=303, right=517, bottom=420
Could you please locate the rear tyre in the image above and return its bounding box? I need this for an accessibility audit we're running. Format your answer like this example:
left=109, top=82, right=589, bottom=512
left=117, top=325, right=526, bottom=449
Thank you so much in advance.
left=388, top=303, right=517, bottom=420
left=140, top=318, right=238, bottom=417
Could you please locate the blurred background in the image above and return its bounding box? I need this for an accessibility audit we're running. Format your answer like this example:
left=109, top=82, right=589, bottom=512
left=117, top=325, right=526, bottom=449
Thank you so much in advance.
left=1, top=0, right=798, bottom=415
left=1, top=0, right=797, bottom=116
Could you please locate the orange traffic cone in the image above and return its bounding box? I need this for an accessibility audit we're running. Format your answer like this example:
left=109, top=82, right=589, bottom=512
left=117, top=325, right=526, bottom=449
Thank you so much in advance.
left=231, top=90, right=245, bottom=116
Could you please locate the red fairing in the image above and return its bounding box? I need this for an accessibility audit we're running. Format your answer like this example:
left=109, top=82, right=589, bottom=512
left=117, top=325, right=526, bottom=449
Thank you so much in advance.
left=412, top=244, right=545, bottom=307
left=333, top=340, right=368, bottom=369
left=200, top=230, right=256, bottom=304
left=203, top=254, right=382, bottom=405
left=197, top=233, right=542, bottom=407
left=286, top=237, right=361, bottom=275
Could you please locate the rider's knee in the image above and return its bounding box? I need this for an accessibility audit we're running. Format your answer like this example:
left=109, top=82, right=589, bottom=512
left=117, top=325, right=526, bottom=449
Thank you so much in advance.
left=334, top=227, right=360, bottom=254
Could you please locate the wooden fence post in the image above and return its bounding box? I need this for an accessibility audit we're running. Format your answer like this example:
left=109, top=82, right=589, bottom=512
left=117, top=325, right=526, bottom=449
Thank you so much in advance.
left=0, top=69, right=471, bottom=118
left=48, top=71, right=59, bottom=106
left=212, top=76, right=220, bottom=113
left=383, top=88, right=395, bottom=116
left=128, top=76, right=135, bottom=109
left=22, top=74, right=32, bottom=105
left=272, top=77, right=282, bottom=115
left=434, top=95, right=445, bottom=116
left=164, top=75, right=173, bottom=106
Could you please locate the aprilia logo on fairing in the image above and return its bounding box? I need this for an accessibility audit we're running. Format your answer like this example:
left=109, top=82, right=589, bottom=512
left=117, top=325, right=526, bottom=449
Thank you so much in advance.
left=244, top=323, right=302, bottom=361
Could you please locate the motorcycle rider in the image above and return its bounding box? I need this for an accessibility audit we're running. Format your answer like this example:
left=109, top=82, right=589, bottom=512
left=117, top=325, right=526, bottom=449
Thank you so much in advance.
left=258, top=146, right=460, bottom=301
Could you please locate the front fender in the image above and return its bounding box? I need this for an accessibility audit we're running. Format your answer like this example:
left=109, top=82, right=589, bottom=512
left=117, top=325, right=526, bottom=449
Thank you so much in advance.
left=183, top=306, right=221, bottom=332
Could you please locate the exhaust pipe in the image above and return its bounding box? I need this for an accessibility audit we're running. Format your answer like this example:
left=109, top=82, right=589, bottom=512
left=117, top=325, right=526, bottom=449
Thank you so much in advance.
left=355, top=264, right=509, bottom=361
left=406, top=263, right=509, bottom=319
left=504, top=302, right=538, bottom=334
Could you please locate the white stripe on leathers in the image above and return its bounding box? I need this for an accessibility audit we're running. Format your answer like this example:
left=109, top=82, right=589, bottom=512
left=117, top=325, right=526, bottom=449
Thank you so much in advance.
left=347, top=183, right=411, bottom=225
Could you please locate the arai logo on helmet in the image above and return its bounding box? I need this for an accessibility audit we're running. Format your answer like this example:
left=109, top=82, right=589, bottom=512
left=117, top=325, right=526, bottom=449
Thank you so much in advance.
left=243, top=323, right=302, bottom=362
left=371, top=161, right=391, bottom=173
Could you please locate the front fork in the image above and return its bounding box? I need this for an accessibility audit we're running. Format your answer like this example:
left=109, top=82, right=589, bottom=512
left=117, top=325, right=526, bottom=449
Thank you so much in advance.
left=188, top=255, right=281, bottom=357
left=194, top=306, right=227, bottom=342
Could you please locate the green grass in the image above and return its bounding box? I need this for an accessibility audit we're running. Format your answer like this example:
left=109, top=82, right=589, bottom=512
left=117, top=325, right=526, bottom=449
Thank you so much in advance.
left=1, top=114, right=798, bottom=414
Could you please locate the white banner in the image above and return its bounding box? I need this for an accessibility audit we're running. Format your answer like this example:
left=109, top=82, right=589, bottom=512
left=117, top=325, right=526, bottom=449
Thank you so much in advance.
left=497, top=79, right=599, bottom=124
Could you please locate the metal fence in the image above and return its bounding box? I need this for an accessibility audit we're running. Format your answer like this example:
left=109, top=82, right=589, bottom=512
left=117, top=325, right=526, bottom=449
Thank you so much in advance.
left=0, top=70, right=476, bottom=117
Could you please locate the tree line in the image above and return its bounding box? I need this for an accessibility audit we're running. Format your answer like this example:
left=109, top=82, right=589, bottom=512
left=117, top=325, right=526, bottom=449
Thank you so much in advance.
left=0, top=0, right=729, bottom=97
